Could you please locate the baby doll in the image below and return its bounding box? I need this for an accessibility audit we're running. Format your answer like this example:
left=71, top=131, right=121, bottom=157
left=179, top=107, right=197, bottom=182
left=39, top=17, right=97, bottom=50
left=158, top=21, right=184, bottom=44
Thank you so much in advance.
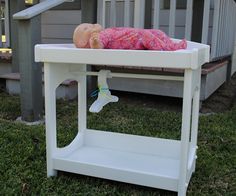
left=73, top=23, right=187, bottom=51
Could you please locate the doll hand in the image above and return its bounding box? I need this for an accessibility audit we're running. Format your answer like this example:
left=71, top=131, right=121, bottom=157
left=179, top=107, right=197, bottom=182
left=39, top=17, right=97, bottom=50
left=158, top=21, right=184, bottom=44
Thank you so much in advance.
left=90, top=32, right=104, bottom=49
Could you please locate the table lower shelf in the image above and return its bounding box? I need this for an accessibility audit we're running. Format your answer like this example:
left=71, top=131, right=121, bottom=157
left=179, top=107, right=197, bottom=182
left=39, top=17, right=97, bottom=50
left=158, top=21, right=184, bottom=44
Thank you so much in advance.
left=54, top=145, right=179, bottom=191
left=51, top=129, right=196, bottom=192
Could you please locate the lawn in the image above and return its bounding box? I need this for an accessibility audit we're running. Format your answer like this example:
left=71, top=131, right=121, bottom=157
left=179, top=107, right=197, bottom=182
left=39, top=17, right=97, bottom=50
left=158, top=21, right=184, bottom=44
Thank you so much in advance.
left=0, top=90, right=235, bottom=195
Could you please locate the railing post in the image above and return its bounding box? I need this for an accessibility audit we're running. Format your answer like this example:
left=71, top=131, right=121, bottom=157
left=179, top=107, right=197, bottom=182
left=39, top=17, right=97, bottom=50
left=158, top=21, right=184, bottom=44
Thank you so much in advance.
left=134, top=0, right=145, bottom=28
left=4, top=0, right=10, bottom=48
left=9, top=0, right=25, bottom=72
left=17, top=16, right=43, bottom=122
left=97, top=0, right=105, bottom=27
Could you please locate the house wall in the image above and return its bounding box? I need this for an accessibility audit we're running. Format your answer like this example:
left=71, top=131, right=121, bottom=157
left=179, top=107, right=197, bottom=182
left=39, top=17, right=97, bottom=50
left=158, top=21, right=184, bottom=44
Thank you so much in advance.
left=41, top=10, right=82, bottom=44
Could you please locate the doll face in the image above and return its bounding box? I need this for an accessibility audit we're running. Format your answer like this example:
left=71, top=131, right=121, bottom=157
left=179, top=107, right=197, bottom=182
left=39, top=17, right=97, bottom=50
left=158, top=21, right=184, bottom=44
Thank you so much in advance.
left=73, top=23, right=103, bottom=48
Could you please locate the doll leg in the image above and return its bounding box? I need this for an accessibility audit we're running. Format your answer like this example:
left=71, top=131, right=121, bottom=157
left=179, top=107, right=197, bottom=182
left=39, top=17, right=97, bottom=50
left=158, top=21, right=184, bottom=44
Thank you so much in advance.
left=149, top=29, right=187, bottom=50
left=89, top=70, right=118, bottom=113
left=141, top=31, right=166, bottom=50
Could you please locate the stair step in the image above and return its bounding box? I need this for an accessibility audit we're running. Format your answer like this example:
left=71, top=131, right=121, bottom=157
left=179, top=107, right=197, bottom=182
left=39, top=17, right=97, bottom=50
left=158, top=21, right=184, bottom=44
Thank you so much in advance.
left=0, top=72, right=78, bottom=100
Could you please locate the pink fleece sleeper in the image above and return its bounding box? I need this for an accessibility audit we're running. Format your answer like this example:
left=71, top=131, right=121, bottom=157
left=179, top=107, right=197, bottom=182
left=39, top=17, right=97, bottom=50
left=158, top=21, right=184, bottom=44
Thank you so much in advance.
left=97, top=27, right=187, bottom=51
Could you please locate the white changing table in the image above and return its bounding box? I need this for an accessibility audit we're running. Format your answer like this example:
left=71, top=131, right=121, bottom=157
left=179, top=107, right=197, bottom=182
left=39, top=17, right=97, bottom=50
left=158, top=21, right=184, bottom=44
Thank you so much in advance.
left=35, top=41, right=209, bottom=196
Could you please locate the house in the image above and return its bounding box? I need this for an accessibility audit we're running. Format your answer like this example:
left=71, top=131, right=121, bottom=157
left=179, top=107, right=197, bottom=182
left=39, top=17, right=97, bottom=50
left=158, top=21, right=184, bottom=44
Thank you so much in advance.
left=0, top=0, right=236, bottom=121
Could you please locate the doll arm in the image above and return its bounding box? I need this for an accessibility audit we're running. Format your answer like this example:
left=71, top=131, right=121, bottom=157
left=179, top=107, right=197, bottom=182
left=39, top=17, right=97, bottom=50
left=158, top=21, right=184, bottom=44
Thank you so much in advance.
left=89, top=32, right=104, bottom=49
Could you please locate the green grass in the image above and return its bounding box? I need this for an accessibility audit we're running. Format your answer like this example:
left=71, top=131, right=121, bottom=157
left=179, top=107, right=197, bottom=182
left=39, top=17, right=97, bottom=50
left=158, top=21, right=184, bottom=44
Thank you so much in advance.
left=0, top=91, right=235, bottom=195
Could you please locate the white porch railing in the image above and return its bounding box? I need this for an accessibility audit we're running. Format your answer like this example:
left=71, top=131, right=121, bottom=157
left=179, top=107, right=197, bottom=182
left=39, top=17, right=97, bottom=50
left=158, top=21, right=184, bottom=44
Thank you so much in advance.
left=98, top=0, right=236, bottom=61
left=0, top=0, right=10, bottom=48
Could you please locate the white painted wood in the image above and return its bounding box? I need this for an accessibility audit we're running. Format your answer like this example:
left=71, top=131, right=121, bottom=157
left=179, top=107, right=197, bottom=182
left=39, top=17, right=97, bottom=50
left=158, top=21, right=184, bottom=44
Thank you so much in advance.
left=153, top=0, right=161, bottom=29
left=35, top=42, right=209, bottom=70
left=124, top=0, right=131, bottom=27
left=185, top=0, right=193, bottom=40
left=217, top=0, right=224, bottom=57
left=169, top=0, right=176, bottom=37
left=53, top=145, right=179, bottom=191
left=44, top=63, right=58, bottom=177
left=190, top=68, right=201, bottom=172
left=202, top=0, right=211, bottom=44
left=78, top=64, right=87, bottom=134
left=110, top=0, right=116, bottom=27
left=97, top=0, right=106, bottom=27
left=134, top=0, right=145, bottom=28
left=178, top=69, right=193, bottom=196
left=85, top=129, right=181, bottom=159
left=187, top=147, right=196, bottom=184
left=36, top=37, right=209, bottom=195
left=211, top=0, right=220, bottom=59
left=72, top=71, right=184, bottom=81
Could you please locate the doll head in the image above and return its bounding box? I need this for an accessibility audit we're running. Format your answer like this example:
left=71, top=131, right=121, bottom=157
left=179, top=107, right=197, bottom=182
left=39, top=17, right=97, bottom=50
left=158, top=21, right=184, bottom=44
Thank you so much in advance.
left=73, top=23, right=103, bottom=48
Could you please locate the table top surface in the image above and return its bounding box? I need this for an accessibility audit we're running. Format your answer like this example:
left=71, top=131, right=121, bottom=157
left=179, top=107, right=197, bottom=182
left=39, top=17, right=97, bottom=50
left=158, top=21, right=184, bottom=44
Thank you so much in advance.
left=35, top=40, right=210, bottom=70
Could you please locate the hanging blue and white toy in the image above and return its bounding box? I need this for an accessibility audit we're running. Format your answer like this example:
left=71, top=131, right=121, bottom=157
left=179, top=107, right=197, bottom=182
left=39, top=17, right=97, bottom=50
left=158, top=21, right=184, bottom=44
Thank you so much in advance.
left=89, top=70, right=119, bottom=113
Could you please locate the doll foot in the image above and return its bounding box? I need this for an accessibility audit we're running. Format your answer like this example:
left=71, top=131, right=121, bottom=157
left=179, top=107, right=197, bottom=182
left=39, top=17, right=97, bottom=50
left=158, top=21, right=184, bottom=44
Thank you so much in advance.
left=89, top=92, right=119, bottom=113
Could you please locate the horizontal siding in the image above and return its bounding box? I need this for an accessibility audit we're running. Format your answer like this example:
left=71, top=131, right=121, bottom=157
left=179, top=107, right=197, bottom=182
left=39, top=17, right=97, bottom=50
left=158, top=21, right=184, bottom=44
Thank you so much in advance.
left=41, top=38, right=73, bottom=44
left=42, top=24, right=78, bottom=39
left=41, top=10, right=81, bottom=44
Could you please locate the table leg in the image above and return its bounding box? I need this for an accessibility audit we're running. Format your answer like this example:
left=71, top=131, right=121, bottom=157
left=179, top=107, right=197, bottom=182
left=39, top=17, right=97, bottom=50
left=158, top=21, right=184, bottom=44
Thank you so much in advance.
left=190, top=68, right=201, bottom=172
left=78, top=64, right=87, bottom=136
left=178, top=69, right=193, bottom=196
left=44, top=63, right=58, bottom=177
